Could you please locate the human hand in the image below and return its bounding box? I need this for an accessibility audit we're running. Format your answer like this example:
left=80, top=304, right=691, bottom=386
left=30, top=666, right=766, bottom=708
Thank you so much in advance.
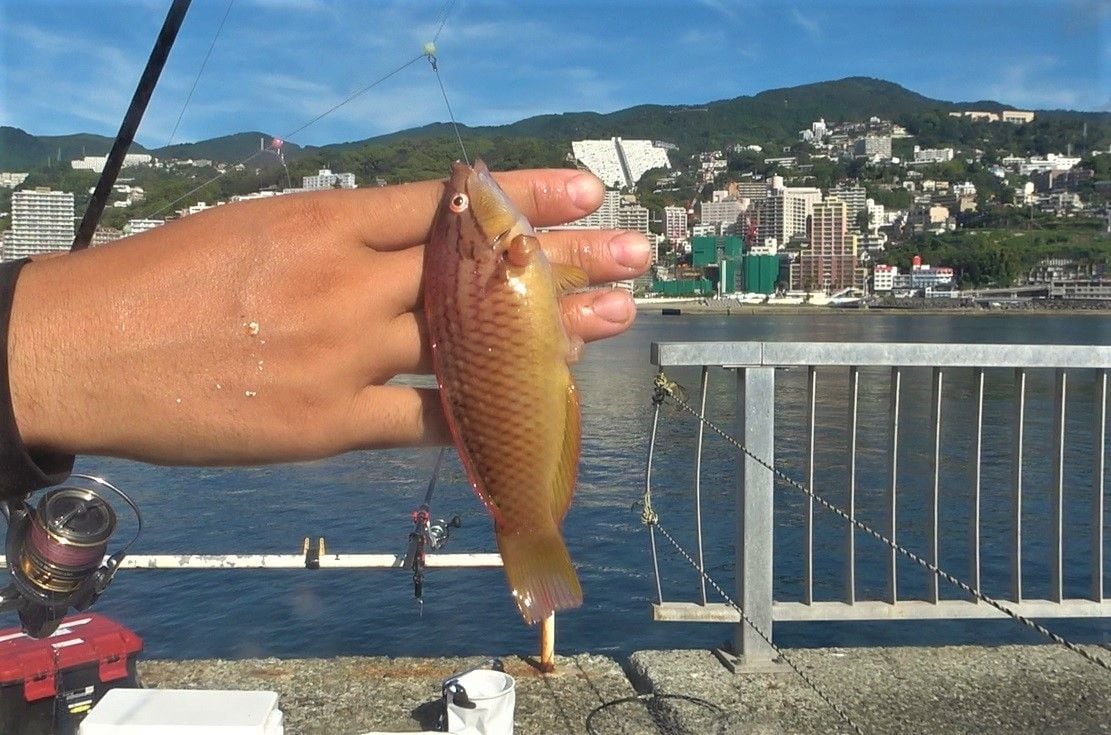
left=9, top=169, right=649, bottom=465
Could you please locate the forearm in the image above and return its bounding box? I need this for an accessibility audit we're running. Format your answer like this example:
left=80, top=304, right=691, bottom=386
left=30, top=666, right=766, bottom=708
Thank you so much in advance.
left=2, top=258, right=75, bottom=497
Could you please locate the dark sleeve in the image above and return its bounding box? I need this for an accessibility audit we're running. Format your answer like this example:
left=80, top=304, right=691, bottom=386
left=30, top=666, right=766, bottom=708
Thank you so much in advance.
left=0, top=258, right=74, bottom=500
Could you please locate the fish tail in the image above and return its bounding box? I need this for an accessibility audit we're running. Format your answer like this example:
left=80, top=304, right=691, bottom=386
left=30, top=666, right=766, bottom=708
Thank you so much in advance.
left=496, top=526, right=583, bottom=625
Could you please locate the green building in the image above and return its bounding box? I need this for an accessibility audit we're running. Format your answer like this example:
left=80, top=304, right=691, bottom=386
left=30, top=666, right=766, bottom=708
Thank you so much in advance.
left=741, top=255, right=780, bottom=295
left=691, top=236, right=744, bottom=267
left=655, top=278, right=714, bottom=297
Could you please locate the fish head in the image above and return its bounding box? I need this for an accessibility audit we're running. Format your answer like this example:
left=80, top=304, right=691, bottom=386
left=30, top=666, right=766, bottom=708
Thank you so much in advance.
left=433, top=159, right=533, bottom=260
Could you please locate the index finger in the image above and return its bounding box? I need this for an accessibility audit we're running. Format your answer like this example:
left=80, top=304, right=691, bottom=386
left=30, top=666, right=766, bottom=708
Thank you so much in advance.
left=335, top=168, right=605, bottom=251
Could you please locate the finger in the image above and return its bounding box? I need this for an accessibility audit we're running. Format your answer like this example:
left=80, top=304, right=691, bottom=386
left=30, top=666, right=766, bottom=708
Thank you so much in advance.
left=346, top=385, right=450, bottom=449
left=342, top=168, right=605, bottom=251
left=560, top=288, right=638, bottom=344
left=540, top=229, right=651, bottom=285
left=378, top=289, right=637, bottom=376
left=378, top=230, right=651, bottom=316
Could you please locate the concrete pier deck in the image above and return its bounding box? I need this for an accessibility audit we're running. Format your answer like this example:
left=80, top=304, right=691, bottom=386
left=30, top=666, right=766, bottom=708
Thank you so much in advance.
left=137, top=644, right=1110, bottom=734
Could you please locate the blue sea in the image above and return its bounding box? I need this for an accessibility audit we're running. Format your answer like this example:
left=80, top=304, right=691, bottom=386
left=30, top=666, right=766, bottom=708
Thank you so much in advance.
left=14, top=311, right=1110, bottom=659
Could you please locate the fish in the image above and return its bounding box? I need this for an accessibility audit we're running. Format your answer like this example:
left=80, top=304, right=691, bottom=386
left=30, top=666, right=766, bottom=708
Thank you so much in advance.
left=423, top=159, right=588, bottom=625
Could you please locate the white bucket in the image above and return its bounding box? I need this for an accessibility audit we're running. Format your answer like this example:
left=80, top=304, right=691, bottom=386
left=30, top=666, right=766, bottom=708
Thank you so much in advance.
left=444, top=669, right=516, bottom=735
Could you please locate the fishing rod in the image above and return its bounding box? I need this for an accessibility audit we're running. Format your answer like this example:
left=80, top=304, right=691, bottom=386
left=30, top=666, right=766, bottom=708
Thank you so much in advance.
left=72, top=0, right=192, bottom=251
left=0, top=1, right=188, bottom=638
left=404, top=448, right=462, bottom=615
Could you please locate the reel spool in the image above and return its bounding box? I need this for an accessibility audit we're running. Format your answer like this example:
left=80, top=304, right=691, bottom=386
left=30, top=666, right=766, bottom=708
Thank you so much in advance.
left=0, top=475, right=140, bottom=638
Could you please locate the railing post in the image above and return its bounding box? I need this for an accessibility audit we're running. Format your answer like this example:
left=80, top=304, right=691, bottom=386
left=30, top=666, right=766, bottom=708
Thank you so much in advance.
left=734, top=366, right=776, bottom=666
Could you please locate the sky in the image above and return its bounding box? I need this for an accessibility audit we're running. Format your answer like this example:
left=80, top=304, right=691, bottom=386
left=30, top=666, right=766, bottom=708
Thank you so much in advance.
left=0, top=0, right=1107, bottom=149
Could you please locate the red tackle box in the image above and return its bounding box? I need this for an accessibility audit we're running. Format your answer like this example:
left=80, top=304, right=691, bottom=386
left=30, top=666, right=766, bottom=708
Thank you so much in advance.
left=0, top=613, right=143, bottom=735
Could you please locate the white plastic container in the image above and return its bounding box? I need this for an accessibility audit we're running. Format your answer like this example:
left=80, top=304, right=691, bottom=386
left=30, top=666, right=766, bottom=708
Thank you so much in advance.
left=78, top=689, right=283, bottom=734
left=444, top=669, right=515, bottom=735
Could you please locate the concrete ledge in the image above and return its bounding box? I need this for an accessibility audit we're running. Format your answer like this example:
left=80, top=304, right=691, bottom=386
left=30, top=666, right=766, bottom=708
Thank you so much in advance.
left=137, top=644, right=1111, bottom=734
left=138, top=653, right=648, bottom=735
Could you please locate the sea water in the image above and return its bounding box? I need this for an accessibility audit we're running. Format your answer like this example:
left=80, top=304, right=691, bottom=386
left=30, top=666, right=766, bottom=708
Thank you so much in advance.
left=28, top=312, right=1111, bottom=659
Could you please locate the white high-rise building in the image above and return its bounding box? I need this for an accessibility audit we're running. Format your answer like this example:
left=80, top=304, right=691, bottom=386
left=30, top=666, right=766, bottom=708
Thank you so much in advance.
left=0, top=173, right=29, bottom=189
left=568, top=190, right=622, bottom=229
left=699, top=198, right=745, bottom=228
left=4, top=188, right=74, bottom=261
left=572, top=138, right=671, bottom=190
left=71, top=154, right=153, bottom=173
left=664, top=206, right=687, bottom=242
left=829, top=183, right=867, bottom=226
left=757, top=177, right=821, bottom=247
left=302, top=168, right=356, bottom=190
left=616, top=202, right=650, bottom=236
left=124, top=218, right=166, bottom=236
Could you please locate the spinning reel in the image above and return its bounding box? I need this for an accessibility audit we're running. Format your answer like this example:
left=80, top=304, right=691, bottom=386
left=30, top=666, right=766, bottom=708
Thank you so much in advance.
left=0, top=475, right=140, bottom=638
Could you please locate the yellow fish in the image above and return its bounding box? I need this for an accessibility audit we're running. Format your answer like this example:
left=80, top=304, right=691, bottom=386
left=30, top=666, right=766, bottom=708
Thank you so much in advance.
left=423, top=160, right=587, bottom=624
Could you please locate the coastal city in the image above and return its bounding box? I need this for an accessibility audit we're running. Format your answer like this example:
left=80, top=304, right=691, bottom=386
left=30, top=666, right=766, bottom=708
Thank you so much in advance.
left=1, top=106, right=1108, bottom=309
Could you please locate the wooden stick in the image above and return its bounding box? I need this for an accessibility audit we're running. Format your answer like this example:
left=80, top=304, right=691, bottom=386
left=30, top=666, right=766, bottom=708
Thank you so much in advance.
left=539, top=613, right=555, bottom=673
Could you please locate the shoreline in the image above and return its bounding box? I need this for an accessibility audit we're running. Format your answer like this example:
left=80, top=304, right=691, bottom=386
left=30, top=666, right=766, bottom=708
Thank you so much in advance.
left=635, top=300, right=1111, bottom=317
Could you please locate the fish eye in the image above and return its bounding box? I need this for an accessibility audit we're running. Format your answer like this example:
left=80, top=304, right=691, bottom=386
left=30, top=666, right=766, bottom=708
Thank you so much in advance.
left=449, top=193, right=469, bottom=213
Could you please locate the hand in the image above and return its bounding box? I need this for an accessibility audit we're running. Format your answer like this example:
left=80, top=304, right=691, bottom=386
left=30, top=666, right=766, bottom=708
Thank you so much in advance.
left=9, top=169, right=649, bottom=465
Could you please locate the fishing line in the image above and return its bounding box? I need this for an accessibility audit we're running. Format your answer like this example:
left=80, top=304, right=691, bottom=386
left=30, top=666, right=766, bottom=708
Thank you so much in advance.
left=143, top=52, right=425, bottom=220
left=426, top=50, right=470, bottom=165
left=165, top=0, right=235, bottom=148
left=432, top=0, right=458, bottom=42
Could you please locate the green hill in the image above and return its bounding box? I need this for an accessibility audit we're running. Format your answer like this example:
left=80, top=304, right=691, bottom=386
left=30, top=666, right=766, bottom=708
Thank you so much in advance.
left=322, top=77, right=1105, bottom=157
left=152, top=132, right=302, bottom=167
left=0, top=128, right=150, bottom=170
left=5, top=78, right=1108, bottom=173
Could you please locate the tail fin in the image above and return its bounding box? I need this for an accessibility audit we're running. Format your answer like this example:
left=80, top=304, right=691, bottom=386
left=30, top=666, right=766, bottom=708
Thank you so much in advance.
left=496, top=526, right=583, bottom=625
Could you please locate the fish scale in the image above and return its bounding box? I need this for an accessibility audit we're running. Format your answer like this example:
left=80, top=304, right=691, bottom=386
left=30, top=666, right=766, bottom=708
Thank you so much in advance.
left=423, top=160, right=584, bottom=624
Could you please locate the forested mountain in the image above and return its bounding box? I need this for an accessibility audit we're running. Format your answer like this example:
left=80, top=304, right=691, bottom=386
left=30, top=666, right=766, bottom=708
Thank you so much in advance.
left=4, top=77, right=1106, bottom=171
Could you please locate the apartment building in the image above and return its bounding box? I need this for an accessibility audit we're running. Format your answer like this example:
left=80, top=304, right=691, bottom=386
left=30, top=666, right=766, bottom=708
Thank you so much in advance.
left=4, top=188, right=74, bottom=261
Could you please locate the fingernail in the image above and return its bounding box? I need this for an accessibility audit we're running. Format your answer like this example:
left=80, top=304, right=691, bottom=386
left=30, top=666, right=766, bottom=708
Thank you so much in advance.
left=591, top=290, right=632, bottom=324
left=566, top=172, right=602, bottom=211
left=609, top=231, right=651, bottom=269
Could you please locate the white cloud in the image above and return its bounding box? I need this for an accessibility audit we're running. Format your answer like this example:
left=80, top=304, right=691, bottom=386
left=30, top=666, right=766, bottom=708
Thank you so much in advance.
left=790, top=7, right=821, bottom=40
left=695, top=0, right=741, bottom=20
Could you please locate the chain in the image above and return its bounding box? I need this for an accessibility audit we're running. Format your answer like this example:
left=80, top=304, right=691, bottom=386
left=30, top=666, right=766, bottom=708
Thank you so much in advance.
left=652, top=521, right=865, bottom=735
left=652, top=371, right=1111, bottom=673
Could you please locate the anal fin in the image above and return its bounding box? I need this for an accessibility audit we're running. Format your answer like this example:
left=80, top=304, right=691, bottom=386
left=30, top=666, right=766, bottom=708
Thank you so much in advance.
left=550, top=383, right=580, bottom=523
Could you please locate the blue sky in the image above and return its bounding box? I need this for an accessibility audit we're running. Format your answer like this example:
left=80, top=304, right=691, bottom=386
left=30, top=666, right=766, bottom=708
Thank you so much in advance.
left=0, top=1, right=1107, bottom=149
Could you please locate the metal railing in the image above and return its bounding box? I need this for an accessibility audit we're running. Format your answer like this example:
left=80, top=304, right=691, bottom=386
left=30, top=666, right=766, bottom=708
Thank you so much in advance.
left=649, top=341, right=1110, bottom=664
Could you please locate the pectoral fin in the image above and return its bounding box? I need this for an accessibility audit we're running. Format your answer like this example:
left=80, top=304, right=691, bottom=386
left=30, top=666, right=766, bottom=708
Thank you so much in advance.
left=552, top=263, right=589, bottom=293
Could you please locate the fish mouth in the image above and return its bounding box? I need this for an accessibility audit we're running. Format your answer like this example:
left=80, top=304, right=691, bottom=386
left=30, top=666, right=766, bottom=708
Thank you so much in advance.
left=463, top=159, right=531, bottom=242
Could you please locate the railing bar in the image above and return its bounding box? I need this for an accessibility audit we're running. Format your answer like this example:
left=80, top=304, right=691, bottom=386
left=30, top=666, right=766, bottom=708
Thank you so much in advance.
left=694, top=366, right=710, bottom=606
left=969, top=367, right=984, bottom=599
left=930, top=367, right=943, bottom=604
left=804, top=366, right=817, bottom=606
left=846, top=366, right=859, bottom=605
left=1093, top=369, right=1107, bottom=603
left=649, top=526, right=663, bottom=605
left=888, top=367, right=901, bottom=604
left=1051, top=369, right=1067, bottom=602
left=1012, top=368, right=1026, bottom=603
left=645, top=396, right=664, bottom=606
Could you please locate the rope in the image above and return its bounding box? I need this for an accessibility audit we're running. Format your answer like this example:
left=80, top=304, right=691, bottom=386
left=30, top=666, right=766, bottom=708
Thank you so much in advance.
left=585, top=692, right=724, bottom=735
left=642, top=371, right=865, bottom=734
left=650, top=370, right=1111, bottom=673
left=652, top=520, right=865, bottom=735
